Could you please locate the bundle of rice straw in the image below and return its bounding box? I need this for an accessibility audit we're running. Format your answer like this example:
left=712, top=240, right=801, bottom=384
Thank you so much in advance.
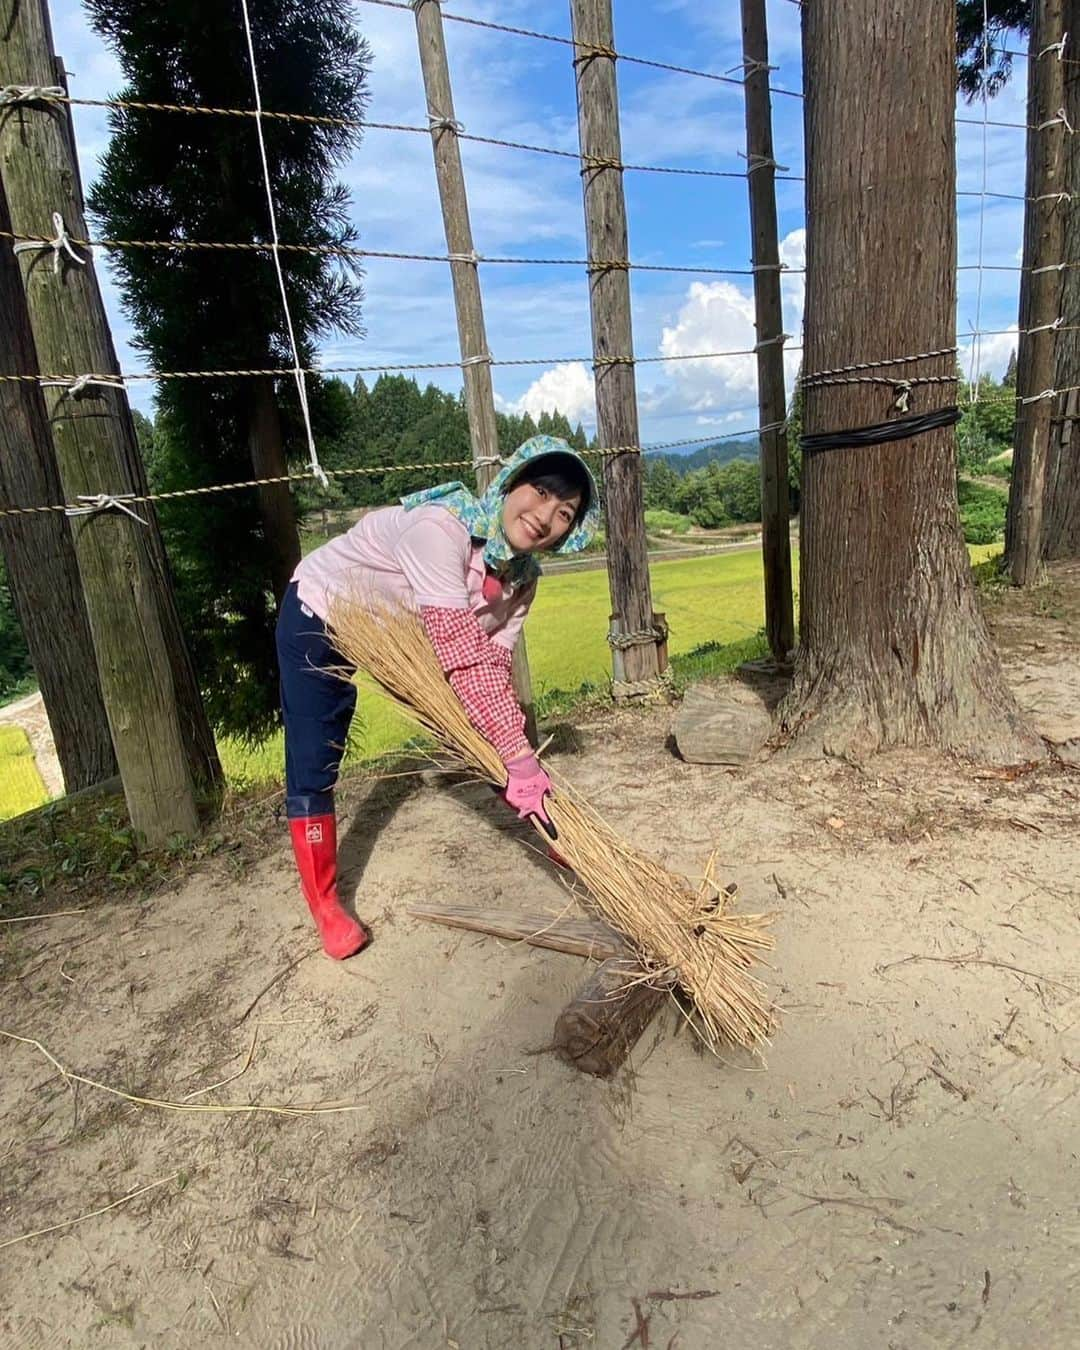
left=328, top=597, right=776, bottom=1053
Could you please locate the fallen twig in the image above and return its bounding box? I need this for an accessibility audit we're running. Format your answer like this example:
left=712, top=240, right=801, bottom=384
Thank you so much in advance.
left=646, top=1289, right=721, bottom=1303
left=235, top=948, right=318, bottom=1025
left=877, top=953, right=1079, bottom=996
left=791, top=1191, right=922, bottom=1235
left=0, top=1172, right=178, bottom=1251
left=181, top=1031, right=258, bottom=1102
left=621, top=1298, right=651, bottom=1350
left=0, top=908, right=86, bottom=925
left=1, top=1029, right=372, bottom=1117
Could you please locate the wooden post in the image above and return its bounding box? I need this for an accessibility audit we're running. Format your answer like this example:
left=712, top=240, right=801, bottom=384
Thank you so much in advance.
left=0, top=1, right=204, bottom=843
left=740, top=0, right=796, bottom=661
left=1007, top=0, right=1068, bottom=586
left=413, top=0, right=537, bottom=741
left=569, top=0, right=668, bottom=698
left=0, top=169, right=117, bottom=793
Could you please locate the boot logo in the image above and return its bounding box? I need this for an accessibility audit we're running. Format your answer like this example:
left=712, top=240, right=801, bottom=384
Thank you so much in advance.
left=305, top=822, right=324, bottom=844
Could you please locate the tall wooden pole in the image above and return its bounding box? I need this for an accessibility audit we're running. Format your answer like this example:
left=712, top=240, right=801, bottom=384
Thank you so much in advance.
left=413, top=0, right=537, bottom=741
left=740, top=0, right=795, bottom=662
left=1007, top=0, right=1068, bottom=586
left=569, top=0, right=668, bottom=698
left=0, top=168, right=116, bottom=792
left=0, top=0, right=206, bottom=842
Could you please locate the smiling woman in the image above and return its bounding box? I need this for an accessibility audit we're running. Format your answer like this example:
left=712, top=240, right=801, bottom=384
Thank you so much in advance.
left=275, top=435, right=600, bottom=959
left=500, top=450, right=593, bottom=551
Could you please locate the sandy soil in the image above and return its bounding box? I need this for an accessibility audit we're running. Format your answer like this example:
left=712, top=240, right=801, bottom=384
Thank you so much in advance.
left=1, top=573, right=1078, bottom=1349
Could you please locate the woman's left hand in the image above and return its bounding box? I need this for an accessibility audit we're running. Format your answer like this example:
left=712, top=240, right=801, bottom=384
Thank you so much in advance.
left=504, top=754, right=557, bottom=838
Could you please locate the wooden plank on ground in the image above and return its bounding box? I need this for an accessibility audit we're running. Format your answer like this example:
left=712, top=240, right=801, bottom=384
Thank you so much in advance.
left=408, top=904, right=627, bottom=960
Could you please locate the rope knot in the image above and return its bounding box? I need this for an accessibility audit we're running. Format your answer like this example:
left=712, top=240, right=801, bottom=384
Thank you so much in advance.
left=64, top=493, right=148, bottom=526
left=427, top=113, right=464, bottom=134
left=0, top=84, right=64, bottom=106
left=12, top=211, right=87, bottom=274
left=43, top=373, right=126, bottom=398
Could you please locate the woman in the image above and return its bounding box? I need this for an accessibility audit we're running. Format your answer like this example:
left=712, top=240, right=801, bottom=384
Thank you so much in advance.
left=276, top=435, right=600, bottom=958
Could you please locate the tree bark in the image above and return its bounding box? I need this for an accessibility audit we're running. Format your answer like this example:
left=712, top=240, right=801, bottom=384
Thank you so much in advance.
left=570, top=0, right=667, bottom=696
left=248, top=375, right=301, bottom=605
left=1045, top=2, right=1080, bottom=560
left=553, top=958, right=673, bottom=1078
left=782, top=0, right=1042, bottom=763
left=740, top=0, right=796, bottom=661
left=0, top=0, right=219, bottom=840
left=1007, top=0, right=1067, bottom=584
left=0, top=173, right=116, bottom=792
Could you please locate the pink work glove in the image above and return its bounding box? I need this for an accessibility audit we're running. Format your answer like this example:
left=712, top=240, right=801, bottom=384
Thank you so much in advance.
left=504, top=754, right=557, bottom=838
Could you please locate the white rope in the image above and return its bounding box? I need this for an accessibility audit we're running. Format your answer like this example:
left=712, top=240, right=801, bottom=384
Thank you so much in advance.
left=12, top=211, right=86, bottom=275
left=968, top=0, right=991, bottom=403
left=41, top=374, right=125, bottom=397
left=237, top=0, right=327, bottom=488
left=725, top=57, right=777, bottom=78
left=0, top=84, right=64, bottom=105
left=1018, top=387, right=1056, bottom=404
left=1038, top=33, right=1068, bottom=60
left=1038, top=106, right=1076, bottom=133
left=64, top=493, right=148, bottom=525
left=427, top=113, right=464, bottom=133
left=742, top=152, right=789, bottom=174
left=1027, top=316, right=1064, bottom=335
left=755, top=332, right=792, bottom=350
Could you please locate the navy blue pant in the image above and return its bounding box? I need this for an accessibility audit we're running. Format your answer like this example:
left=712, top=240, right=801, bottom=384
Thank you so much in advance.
left=276, top=583, right=356, bottom=820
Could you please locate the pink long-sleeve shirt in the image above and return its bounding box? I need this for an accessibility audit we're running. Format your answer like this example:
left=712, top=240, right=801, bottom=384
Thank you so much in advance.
left=291, top=505, right=534, bottom=759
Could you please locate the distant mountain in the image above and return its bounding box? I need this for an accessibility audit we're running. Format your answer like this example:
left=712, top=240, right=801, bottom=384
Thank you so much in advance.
left=645, top=437, right=760, bottom=474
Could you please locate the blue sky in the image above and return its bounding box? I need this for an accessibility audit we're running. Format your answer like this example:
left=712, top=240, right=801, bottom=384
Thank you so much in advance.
left=49, top=0, right=1027, bottom=447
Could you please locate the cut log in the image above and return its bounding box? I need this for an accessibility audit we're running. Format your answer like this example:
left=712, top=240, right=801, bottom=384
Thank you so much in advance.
left=553, top=958, right=675, bottom=1078
left=408, top=904, right=627, bottom=960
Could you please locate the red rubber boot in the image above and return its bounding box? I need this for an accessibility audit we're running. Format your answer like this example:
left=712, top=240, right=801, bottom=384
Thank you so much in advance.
left=288, top=815, right=368, bottom=959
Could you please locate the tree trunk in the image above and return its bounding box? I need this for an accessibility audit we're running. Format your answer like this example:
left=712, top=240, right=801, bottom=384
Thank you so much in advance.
left=0, top=0, right=220, bottom=840
left=1045, top=1, right=1080, bottom=560
left=0, top=173, right=116, bottom=792
left=782, top=0, right=1042, bottom=763
left=1006, top=0, right=1067, bottom=584
left=248, top=376, right=301, bottom=605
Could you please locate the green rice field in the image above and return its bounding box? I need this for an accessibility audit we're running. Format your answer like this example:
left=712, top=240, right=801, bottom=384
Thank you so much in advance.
left=1, top=543, right=1006, bottom=817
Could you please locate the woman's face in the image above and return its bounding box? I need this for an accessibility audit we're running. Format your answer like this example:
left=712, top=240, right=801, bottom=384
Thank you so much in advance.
left=502, top=480, right=582, bottom=553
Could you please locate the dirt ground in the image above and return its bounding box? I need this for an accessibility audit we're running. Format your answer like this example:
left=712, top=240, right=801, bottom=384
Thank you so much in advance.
left=1, top=569, right=1079, bottom=1349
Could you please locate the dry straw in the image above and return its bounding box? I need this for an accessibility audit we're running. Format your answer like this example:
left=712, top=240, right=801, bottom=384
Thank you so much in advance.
left=328, top=598, right=776, bottom=1053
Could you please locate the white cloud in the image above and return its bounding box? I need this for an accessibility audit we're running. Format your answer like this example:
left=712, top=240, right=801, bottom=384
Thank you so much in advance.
left=657, top=280, right=758, bottom=407
left=499, top=361, right=596, bottom=424
left=639, top=224, right=807, bottom=421
left=958, top=326, right=1018, bottom=383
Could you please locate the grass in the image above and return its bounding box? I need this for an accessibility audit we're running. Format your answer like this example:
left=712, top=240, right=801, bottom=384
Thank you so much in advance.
left=0, top=726, right=48, bottom=822
left=0, top=541, right=1010, bottom=822
left=643, top=509, right=693, bottom=534
left=215, top=548, right=773, bottom=785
